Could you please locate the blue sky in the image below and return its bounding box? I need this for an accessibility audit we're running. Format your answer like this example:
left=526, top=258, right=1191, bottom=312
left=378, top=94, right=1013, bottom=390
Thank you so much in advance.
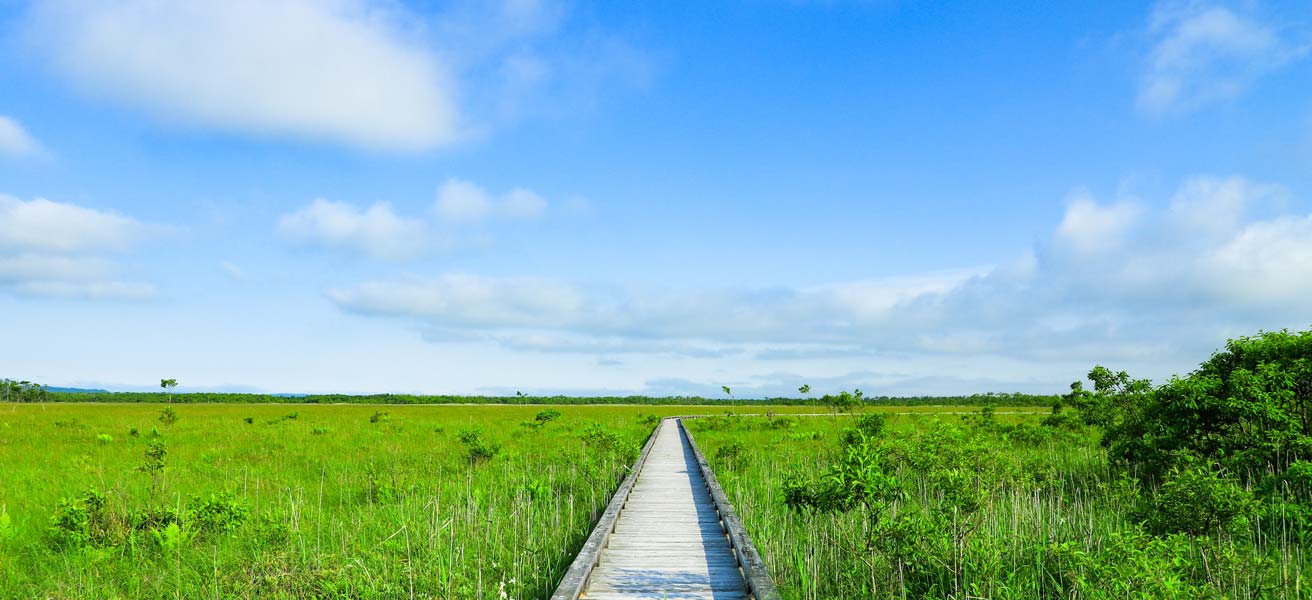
left=2, top=1, right=1311, bottom=396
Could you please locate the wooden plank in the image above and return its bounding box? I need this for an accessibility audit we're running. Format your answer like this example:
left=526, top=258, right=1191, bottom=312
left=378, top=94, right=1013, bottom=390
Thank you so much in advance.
left=553, top=417, right=777, bottom=600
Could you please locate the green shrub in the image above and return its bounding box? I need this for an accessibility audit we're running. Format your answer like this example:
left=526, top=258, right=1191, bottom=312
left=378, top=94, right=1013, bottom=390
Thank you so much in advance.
left=1140, top=460, right=1258, bottom=536
left=714, top=441, right=749, bottom=471
left=189, top=493, right=249, bottom=533
left=158, top=407, right=178, bottom=426
left=534, top=409, right=562, bottom=424
left=1082, top=329, right=1312, bottom=483
left=457, top=428, right=500, bottom=464
left=47, top=490, right=121, bottom=549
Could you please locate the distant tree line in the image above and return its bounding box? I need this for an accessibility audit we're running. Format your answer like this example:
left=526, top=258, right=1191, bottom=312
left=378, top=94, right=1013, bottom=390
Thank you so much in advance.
left=6, top=387, right=1060, bottom=406
left=0, top=379, right=49, bottom=403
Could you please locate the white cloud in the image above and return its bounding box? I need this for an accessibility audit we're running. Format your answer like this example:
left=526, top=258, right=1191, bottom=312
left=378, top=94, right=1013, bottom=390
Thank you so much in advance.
left=0, top=195, right=158, bottom=300
left=221, top=261, right=245, bottom=281
left=0, top=195, right=148, bottom=253
left=1138, top=2, right=1305, bottom=114
left=10, top=280, right=156, bottom=301
left=280, top=179, right=553, bottom=260
left=501, top=188, right=548, bottom=219
left=1053, top=193, right=1143, bottom=254
left=277, top=199, right=429, bottom=260
left=433, top=179, right=493, bottom=223
left=0, top=116, right=45, bottom=159
left=328, top=175, right=1312, bottom=384
left=330, top=274, right=586, bottom=329
left=0, top=254, right=113, bottom=282
left=22, top=0, right=459, bottom=151
left=434, top=178, right=549, bottom=222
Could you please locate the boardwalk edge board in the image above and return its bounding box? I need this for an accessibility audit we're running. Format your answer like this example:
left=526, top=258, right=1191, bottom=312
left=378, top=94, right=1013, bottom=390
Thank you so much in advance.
left=548, top=416, right=663, bottom=599
left=679, top=418, right=783, bottom=600
left=550, top=416, right=781, bottom=600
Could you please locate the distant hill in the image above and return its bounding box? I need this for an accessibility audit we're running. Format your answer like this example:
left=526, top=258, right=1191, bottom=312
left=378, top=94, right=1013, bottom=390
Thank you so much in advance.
left=45, top=386, right=111, bottom=394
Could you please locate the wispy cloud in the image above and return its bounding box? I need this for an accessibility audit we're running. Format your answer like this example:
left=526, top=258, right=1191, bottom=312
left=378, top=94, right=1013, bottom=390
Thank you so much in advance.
left=18, top=0, right=650, bottom=151
left=0, top=116, right=46, bottom=160
left=279, top=178, right=553, bottom=260
left=220, top=261, right=246, bottom=281
left=21, top=0, right=459, bottom=151
left=434, top=178, right=548, bottom=222
left=328, top=175, right=1312, bottom=380
left=1138, top=2, right=1307, bottom=114
left=0, top=195, right=158, bottom=300
left=277, top=199, right=431, bottom=260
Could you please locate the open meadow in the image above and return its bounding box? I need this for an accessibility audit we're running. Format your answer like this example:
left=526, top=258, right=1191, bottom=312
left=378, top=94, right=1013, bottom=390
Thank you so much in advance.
left=0, top=402, right=1021, bottom=599
left=691, top=405, right=1312, bottom=600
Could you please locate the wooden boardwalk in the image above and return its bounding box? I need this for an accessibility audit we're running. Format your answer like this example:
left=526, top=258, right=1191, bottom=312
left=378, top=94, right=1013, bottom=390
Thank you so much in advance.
left=553, top=418, right=777, bottom=600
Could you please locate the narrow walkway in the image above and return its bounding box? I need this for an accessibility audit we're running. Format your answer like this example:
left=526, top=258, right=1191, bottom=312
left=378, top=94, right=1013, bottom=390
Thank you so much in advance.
left=582, top=419, right=749, bottom=599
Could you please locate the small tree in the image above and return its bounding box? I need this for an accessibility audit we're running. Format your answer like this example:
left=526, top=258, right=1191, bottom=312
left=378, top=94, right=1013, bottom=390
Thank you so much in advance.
left=160, top=379, right=178, bottom=403
left=825, top=389, right=862, bottom=418
left=721, top=386, right=733, bottom=400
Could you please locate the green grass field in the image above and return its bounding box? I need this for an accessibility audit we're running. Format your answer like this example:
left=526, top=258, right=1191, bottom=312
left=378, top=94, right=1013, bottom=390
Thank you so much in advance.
left=2, top=403, right=1029, bottom=599
left=12, top=402, right=1298, bottom=600
left=688, top=411, right=1312, bottom=600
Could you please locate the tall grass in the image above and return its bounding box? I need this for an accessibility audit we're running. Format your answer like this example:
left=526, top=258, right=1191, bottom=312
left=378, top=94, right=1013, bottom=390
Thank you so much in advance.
left=0, top=403, right=672, bottom=598
left=689, top=412, right=1312, bottom=600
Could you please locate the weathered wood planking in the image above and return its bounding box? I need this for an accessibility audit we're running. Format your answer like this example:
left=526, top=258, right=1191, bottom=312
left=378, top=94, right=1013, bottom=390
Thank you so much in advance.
left=552, top=418, right=779, bottom=600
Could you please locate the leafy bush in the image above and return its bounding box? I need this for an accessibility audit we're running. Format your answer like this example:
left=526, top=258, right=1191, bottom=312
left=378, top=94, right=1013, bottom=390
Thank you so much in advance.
left=714, top=441, right=749, bottom=471
left=157, top=407, right=178, bottom=426
left=369, top=411, right=390, bottom=424
left=1078, top=329, right=1312, bottom=484
left=1139, top=460, right=1258, bottom=536
left=579, top=423, right=630, bottom=459
left=534, top=409, right=562, bottom=424
left=47, top=490, right=121, bottom=549
left=839, top=413, right=886, bottom=447
left=189, top=494, right=249, bottom=533
left=457, top=428, right=500, bottom=464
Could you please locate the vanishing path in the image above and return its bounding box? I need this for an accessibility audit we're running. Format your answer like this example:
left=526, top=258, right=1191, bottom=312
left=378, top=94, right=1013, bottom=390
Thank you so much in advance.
left=552, top=418, right=778, bottom=600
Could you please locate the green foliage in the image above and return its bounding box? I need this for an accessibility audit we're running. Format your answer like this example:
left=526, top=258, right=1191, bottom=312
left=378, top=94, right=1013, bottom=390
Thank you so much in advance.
left=1085, top=329, right=1312, bottom=484
left=310, top=425, right=330, bottom=435
left=190, top=493, right=250, bottom=530
left=1139, top=460, right=1258, bottom=536
left=0, top=507, right=13, bottom=543
left=242, top=416, right=254, bottom=424
left=369, top=411, right=389, bottom=424
left=578, top=423, right=628, bottom=456
left=714, top=441, right=750, bottom=471
left=47, top=490, right=118, bottom=549
left=839, top=413, right=886, bottom=447
left=457, top=428, right=500, bottom=464
left=151, top=521, right=195, bottom=552
left=534, top=409, right=562, bottom=424
left=139, top=441, right=167, bottom=474
left=157, top=406, right=178, bottom=426
left=784, top=434, right=901, bottom=514
left=823, top=389, right=863, bottom=415
left=95, top=433, right=113, bottom=445
left=0, top=379, right=48, bottom=403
